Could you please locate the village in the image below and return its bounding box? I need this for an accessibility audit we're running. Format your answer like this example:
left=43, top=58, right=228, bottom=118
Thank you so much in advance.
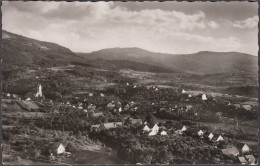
left=2, top=72, right=258, bottom=164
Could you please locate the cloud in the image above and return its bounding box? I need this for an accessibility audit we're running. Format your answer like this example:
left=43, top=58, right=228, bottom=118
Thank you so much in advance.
left=207, top=21, right=219, bottom=29
left=2, top=1, right=258, bottom=56
left=232, top=16, right=258, bottom=29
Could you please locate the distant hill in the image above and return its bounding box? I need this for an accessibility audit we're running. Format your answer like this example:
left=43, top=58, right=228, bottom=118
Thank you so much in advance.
left=2, top=30, right=258, bottom=75
left=2, top=31, right=174, bottom=73
left=2, top=30, right=86, bottom=68
left=79, top=48, right=258, bottom=74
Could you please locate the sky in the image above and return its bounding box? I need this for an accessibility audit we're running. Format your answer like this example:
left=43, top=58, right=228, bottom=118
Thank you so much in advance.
left=2, top=1, right=259, bottom=55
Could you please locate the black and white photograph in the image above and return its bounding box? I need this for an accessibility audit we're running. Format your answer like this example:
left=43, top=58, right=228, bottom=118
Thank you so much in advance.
left=1, top=1, right=259, bottom=165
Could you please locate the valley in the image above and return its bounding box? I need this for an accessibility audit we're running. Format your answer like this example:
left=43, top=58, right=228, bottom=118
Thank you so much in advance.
left=1, top=30, right=258, bottom=164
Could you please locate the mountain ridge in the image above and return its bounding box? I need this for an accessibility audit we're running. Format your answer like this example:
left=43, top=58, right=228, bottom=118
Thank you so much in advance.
left=2, top=30, right=258, bottom=75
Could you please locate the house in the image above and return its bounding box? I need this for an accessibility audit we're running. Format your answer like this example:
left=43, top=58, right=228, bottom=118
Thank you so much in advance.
left=188, top=94, right=192, bottom=98
left=222, top=147, right=239, bottom=156
left=181, top=125, right=187, bottom=132
left=216, top=135, right=224, bottom=142
left=90, top=125, right=101, bottom=131
left=89, top=93, right=93, bottom=97
left=131, top=119, right=142, bottom=125
left=143, top=125, right=150, bottom=132
left=245, top=155, right=256, bottom=165
left=198, top=130, right=204, bottom=137
left=148, top=124, right=159, bottom=136
left=26, top=98, right=31, bottom=101
left=238, top=156, right=248, bottom=164
left=242, top=105, right=252, bottom=111
left=103, top=122, right=122, bottom=129
left=202, top=94, right=207, bottom=100
left=148, top=130, right=157, bottom=136
left=92, top=112, right=104, bottom=117
left=100, top=93, right=105, bottom=97
left=49, top=142, right=65, bottom=156
left=208, top=133, right=214, bottom=140
left=160, top=131, right=167, bottom=135
left=152, top=124, right=159, bottom=133
left=91, top=125, right=101, bottom=132
left=118, top=107, right=122, bottom=113
left=182, top=89, right=186, bottom=93
left=242, top=144, right=250, bottom=153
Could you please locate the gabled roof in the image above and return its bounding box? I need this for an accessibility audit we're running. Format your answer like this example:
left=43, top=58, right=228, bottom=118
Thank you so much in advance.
left=217, top=135, right=224, bottom=142
left=181, top=125, right=187, bottom=131
left=143, top=125, right=150, bottom=131
left=198, top=130, right=203, bottom=136
left=208, top=133, right=214, bottom=140
left=104, top=123, right=115, bottom=129
left=245, top=155, right=256, bottom=164
left=222, top=147, right=239, bottom=156
left=160, top=131, right=167, bottom=135
left=238, top=156, right=248, bottom=164
left=103, top=122, right=122, bottom=129
left=132, top=119, right=142, bottom=124
left=49, top=142, right=64, bottom=151
left=242, top=144, right=250, bottom=152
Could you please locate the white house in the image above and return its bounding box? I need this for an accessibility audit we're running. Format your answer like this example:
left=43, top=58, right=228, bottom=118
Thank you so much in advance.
left=26, top=97, right=31, bottom=101
left=50, top=142, right=65, bottom=155
left=216, top=135, right=224, bottom=142
left=188, top=94, right=192, bottom=98
left=182, top=89, right=186, bottom=93
left=119, top=107, right=122, bottom=113
left=89, top=93, right=93, bottom=97
left=100, top=93, right=105, bottom=97
left=245, top=155, right=256, bottom=165
left=143, top=125, right=150, bottom=132
left=160, top=131, right=167, bottom=135
left=208, top=133, right=214, bottom=140
left=202, top=94, right=207, bottom=100
left=152, top=124, right=159, bottom=133
left=242, top=144, right=250, bottom=153
left=238, top=156, right=248, bottom=165
left=198, top=130, right=204, bottom=137
left=181, top=125, right=187, bottom=132
left=148, top=130, right=157, bottom=136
